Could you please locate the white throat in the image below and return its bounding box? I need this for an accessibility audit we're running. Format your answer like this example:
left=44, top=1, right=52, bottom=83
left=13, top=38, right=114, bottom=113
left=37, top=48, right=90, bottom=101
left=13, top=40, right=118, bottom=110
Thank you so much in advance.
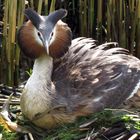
left=26, top=54, right=53, bottom=95
left=33, top=55, right=53, bottom=81
left=20, top=54, right=54, bottom=120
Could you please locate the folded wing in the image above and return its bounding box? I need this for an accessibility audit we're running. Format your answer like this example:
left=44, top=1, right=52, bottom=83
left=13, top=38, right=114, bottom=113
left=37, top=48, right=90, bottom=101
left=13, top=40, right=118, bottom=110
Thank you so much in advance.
left=52, top=37, right=140, bottom=116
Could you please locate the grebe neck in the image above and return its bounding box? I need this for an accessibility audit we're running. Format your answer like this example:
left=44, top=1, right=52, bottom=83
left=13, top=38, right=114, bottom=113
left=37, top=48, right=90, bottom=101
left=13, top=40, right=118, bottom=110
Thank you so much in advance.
left=33, top=55, right=53, bottom=80
left=20, top=55, right=54, bottom=120
left=26, top=54, right=53, bottom=92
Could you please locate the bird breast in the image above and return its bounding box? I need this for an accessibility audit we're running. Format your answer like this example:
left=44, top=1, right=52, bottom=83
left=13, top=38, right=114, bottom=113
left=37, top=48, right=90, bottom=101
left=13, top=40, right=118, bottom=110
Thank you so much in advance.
left=20, top=55, right=53, bottom=122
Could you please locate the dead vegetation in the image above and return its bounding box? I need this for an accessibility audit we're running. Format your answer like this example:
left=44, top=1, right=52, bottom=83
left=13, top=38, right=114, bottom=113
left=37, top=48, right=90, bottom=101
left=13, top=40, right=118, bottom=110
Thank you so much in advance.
left=0, top=85, right=140, bottom=140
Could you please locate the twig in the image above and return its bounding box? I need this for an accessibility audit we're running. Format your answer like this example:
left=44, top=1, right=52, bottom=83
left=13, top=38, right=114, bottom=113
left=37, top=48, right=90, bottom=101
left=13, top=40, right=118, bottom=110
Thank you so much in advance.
left=24, top=135, right=28, bottom=140
left=105, top=108, right=136, bottom=114
left=128, top=133, right=138, bottom=140
left=28, top=133, right=34, bottom=140
left=100, top=134, right=110, bottom=140
left=115, top=133, right=128, bottom=140
left=79, top=118, right=98, bottom=128
left=0, top=101, right=20, bottom=105
left=110, top=131, right=128, bottom=140
left=0, top=94, right=10, bottom=99
left=0, top=99, right=20, bottom=105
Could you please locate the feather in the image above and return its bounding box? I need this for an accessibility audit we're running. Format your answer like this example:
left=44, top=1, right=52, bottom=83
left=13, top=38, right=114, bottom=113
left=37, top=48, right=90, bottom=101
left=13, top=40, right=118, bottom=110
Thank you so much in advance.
left=52, top=38, right=140, bottom=115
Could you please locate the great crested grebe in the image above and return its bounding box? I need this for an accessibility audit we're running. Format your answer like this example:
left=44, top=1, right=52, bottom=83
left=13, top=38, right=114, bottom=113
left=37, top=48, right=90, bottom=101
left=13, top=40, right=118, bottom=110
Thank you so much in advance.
left=18, top=8, right=140, bottom=129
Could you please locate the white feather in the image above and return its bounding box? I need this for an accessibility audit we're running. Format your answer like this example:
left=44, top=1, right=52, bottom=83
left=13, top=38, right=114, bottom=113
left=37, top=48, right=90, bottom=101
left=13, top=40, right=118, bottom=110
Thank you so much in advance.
left=20, top=55, right=53, bottom=120
left=127, top=79, right=140, bottom=99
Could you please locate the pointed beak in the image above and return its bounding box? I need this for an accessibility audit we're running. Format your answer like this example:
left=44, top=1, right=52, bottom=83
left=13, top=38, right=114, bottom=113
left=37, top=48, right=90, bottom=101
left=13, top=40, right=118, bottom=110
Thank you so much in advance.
left=38, top=9, right=67, bottom=54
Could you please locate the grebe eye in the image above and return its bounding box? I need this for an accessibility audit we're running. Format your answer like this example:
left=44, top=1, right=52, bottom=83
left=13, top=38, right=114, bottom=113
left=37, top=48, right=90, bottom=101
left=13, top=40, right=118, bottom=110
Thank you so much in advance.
left=37, top=32, right=43, bottom=42
left=50, top=32, right=54, bottom=40
left=37, top=32, right=41, bottom=38
left=51, top=32, right=54, bottom=37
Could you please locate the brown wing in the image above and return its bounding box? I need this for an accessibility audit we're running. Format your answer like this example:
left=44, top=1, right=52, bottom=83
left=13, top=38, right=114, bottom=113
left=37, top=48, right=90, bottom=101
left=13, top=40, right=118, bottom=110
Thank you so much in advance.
left=52, top=37, right=140, bottom=115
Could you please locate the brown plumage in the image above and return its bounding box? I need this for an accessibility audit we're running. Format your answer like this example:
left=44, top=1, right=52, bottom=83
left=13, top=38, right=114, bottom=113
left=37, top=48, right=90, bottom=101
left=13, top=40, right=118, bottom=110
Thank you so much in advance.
left=52, top=38, right=140, bottom=116
left=49, top=20, right=72, bottom=58
left=18, top=9, right=140, bottom=129
left=17, top=21, right=46, bottom=59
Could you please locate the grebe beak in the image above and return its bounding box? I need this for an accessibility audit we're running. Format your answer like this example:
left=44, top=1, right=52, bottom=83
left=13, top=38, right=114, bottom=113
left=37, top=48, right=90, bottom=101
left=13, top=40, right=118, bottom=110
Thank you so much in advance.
left=24, top=8, right=67, bottom=55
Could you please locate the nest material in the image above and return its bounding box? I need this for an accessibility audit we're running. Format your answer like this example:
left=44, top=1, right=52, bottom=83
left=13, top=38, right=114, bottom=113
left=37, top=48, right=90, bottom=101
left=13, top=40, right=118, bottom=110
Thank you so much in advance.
left=0, top=84, right=140, bottom=140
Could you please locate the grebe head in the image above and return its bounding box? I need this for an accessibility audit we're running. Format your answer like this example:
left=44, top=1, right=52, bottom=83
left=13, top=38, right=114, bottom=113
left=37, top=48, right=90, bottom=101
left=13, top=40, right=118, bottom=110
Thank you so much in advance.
left=17, top=8, right=71, bottom=59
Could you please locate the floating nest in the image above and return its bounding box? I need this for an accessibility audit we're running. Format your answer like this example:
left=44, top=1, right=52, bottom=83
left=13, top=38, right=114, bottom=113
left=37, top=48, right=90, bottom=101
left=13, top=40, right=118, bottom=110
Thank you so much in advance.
left=0, top=84, right=140, bottom=140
